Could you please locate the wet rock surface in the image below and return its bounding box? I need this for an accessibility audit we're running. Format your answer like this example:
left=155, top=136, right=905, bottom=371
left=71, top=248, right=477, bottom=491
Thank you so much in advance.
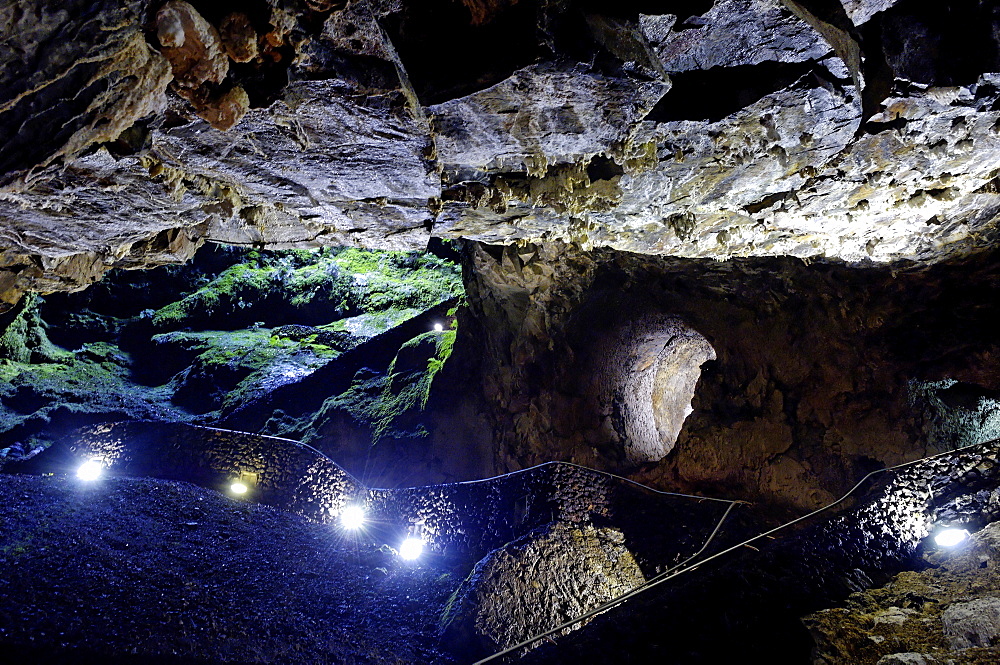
left=0, top=244, right=466, bottom=486
left=514, top=437, right=1000, bottom=664
left=9, top=421, right=368, bottom=524
left=440, top=522, right=645, bottom=659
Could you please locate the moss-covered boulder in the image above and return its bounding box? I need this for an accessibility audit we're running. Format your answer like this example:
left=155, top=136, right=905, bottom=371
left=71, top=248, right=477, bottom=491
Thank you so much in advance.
left=150, top=247, right=462, bottom=331
left=304, top=327, right=456, bottom=444
left=0, top=294, right=63, bottom=364
left=1, top=244, right=466, bottom=470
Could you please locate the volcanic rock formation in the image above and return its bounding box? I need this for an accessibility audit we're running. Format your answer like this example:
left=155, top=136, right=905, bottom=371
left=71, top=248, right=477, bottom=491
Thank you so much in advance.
left=5, top=0, right=1000, bottom=310
left=9, top=1, right=1000, bottom=660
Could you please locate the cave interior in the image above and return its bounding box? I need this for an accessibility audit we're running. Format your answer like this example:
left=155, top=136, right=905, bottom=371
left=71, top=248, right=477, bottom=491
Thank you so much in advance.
left=5, top=1, right=1000, bottom=664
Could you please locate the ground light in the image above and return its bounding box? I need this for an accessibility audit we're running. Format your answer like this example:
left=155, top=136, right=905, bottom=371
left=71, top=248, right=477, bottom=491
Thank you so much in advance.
left=934, top=527, right=970, bottom=547
left=340, top=505, right=366, bottom=530
left=230, top=482, right=249, bottom=495
left=399, top=537, right=424, bottom=560
left=76, top=460, right=104, bottom=481
left=433, top=322, right=444, bottom=332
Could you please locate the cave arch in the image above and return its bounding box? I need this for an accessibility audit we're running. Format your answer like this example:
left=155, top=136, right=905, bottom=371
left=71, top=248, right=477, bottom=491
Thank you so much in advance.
left=572, top=305, right=716, bottom=466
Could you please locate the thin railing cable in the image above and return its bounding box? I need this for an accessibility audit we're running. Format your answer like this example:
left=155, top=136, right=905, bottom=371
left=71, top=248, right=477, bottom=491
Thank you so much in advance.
left=201, top=424, right=740, bottom=505
left=199, top=426, right=736, bottom=503
left=473, top=442, right=988, bottom=665
left=444, top=460, right=737, bottom=503
left=198, top=424, right=367, bottom=487
left=474, top=500, right=741, bottom=665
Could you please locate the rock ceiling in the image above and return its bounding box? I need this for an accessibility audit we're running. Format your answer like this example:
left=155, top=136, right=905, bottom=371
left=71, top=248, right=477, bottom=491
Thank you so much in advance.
left=3, top=0, right=1000, bottom=311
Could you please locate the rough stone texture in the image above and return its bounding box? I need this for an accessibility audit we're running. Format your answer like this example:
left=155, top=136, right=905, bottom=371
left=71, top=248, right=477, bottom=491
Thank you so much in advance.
left=440, top=522, right=645, bottom=659
left=215, top=298, right=481, bottom=484
left=516, top=438, right=1000, bottom=664
left=840, top=0, right=902, bottom=26
left=156, top=1, right=230, bottom=100
left=6, top=0, right=1000, bottom=311
left=875, top=654, right=935, bottom=665
left=10, top=421, right=368, bottom=524
left=146, top=77, right=438, bottom=251
left=591, top=313, right=716, bottom=464
left=0, top=149, right=212, bottom=305
left=7, top=416, right=750, bottom=659
left=806, top=522, right=1000, bottom=664
left=942, top=598, right=1000, bottom=650
left=368, top=460, right=745, bottom=570
left=218, top=12, right=258, bottom=63
left=0, top=0, right=172, bottom=182
left=0, top=472, right=463, bottom=665
left=459, top=241, right=1000, bottom=511
left=0, top=0, right=438, bottom=310
left=430, top=64, right=668, bottom=178
left=640, top=0, right=833, bottom=72
left=10, top=393, right=1000, bottom=664
left=10, top=420, right=747, bottom=569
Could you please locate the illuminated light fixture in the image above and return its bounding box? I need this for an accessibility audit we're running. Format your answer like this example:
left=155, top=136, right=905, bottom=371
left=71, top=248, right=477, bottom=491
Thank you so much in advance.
left=230, top=482, right=249, bottom=495
left=399, top=537, right=424, bottom=560
left=433, top=323, right=444, bottom=332
left=934, top=527, right=970, bottom=548
left=340, top=505, right=366, bottom=530
left=76, top=460, right=104, bottom=481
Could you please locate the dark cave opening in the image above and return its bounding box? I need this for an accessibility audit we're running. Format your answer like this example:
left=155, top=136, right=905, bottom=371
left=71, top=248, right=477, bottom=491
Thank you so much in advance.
left=876, top=0, right=1000, bottom=87
left=382, top=0, right=542, bottom=105
left=646, top=60, right=820, bottom=123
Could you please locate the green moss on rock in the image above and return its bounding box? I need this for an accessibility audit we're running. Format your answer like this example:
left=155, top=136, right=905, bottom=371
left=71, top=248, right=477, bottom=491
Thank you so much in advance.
left=0, top=295, right=69, bottom=364
left=150, top=248, right=462, bottom=331
left=152, top=329, right=337, bottom=415
left=301, top=324, right=458, bottom=447
left=2, top=245, right=465, bottom=465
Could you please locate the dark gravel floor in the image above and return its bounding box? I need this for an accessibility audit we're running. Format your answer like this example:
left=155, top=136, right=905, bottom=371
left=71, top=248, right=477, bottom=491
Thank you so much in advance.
left=0, top=473, right=462, bottom=664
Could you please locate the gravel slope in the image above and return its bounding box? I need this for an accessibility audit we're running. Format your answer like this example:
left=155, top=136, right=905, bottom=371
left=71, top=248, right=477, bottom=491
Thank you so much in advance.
left=0, top=473, right=461, bottom=664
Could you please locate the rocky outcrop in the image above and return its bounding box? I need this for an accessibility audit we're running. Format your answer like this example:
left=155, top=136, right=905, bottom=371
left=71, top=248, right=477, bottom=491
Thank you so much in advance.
left=460, top=240, right=1000, bottom=510
left=0, top=244, right=467, bottom=477
left=155, top=1, right=247, bottom=130
left=0, top=0, right=438, bottom=310
left=5, top=0, right=1000, bottom=310
left=806, top=522, right=1000, bottom=664
left=515, top=437, right=1000, bottom=664
left=440, top=522, right=645, bottom=659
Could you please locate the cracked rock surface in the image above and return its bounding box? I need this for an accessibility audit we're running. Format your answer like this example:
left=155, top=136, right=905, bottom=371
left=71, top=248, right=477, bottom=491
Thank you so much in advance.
left=5, top=0, right=1000, bottom=310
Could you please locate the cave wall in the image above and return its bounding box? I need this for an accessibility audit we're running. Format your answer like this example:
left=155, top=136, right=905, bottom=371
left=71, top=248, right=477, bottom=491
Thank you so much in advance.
left=518, top=433, right=1000, bottom=664
left=806, top=522, right=1000, bottom=664
left=8, top=0, right=1000, bottom=314
left=462, top=240, right=1000, bottom=511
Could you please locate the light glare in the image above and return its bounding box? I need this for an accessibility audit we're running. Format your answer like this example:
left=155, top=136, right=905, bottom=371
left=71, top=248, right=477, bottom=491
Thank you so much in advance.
left=399, top=537, right=424, bottom=560
left=433, top=323, right=444, bottom=332
left=934, top=528, right=970, bottom=547
left=340, top=505, right=366, bottom=529
left=230, top=482, right=248, bottom=495
left=76, top=460, right=104, bottom=481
